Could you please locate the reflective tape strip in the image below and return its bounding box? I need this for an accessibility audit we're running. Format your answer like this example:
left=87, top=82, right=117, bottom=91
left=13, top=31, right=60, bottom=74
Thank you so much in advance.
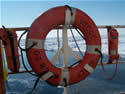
left=110, top=50, right=117, bottom=55
left=65, top=8, right=76, bottom=25
left=86, top=45, right=101, bottom=55
left=60, top=69, right=69, bottom=86
left=65, top=8, right=71, bottom=25
left=41, top=72, right=53, bottom=81
left=26, top=38, right=44, bottom=49
left=84, top=64, right=94, bottom=73
left=71, top=8, right=76, bottom=24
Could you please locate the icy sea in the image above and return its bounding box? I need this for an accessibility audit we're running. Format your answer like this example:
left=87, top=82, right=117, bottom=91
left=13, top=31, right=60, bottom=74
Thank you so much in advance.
left=6, top=29, right=125, bottom=94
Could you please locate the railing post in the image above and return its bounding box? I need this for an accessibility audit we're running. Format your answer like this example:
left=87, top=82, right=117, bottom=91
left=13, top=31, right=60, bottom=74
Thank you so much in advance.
left=0, top=40, right=6, bottom=94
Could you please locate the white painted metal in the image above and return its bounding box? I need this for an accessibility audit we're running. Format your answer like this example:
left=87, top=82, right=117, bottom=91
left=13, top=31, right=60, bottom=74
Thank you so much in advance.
left=60, top=69, right=69, bottom=86
left=64, top=7, right=76, bottom=25
left=64, top=86, right=69, bottom=94
left=65, top=9, right=72, bottom=25
left=70, top=8, right=76, bottom=25
left=67, top=46, right=81, bottom=61
left=63, top=25, right=69, bottom=67
left=51, top=47, right=63, bottom=65
left=57, top=29, right=62, bottom=66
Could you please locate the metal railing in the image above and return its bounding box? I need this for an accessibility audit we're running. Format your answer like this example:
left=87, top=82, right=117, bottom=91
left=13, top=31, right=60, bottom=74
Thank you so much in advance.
left=1, top=25, right=125, bottom=74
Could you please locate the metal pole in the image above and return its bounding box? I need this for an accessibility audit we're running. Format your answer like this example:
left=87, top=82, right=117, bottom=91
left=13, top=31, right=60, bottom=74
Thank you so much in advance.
left=62, top=25, right=69, bottom=94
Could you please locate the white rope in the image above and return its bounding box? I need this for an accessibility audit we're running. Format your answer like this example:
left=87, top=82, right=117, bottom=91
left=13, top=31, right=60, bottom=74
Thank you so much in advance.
left=51, top=27, right=81, bottom=65
left=69, top=26, right=84, bottom=57
left=62, top=25, right=69, bottom=68
left=51, top=47, right=63, bottom=65
left=57, top=29, right=62, bottom=67
left=67, top=46, right=81, bottom=61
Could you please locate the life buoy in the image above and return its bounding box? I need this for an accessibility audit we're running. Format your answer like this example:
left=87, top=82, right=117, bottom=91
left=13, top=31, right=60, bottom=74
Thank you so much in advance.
left=26, top=6, right=101, bottom=86
left=108, top=28, right=119, bottom=63
left=101, top=28, right=119, bottom=80
left=0, top=28, right=20, bottom=72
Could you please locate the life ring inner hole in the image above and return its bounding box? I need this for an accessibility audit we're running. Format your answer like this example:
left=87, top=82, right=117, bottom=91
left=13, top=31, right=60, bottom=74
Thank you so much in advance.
left=44, top=26, right=86, bottom=68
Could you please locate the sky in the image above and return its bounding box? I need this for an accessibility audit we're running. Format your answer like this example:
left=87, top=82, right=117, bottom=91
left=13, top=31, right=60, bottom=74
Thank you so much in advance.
left=1, top=0, right=125, bottom=28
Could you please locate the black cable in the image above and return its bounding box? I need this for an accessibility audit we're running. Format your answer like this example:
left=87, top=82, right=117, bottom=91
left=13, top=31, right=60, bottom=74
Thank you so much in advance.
left=95, top=48, right=104, bottom=68
left=95, top=48, right=103, bottom=61
left=2, top=25, right=17, bottom=94
left=18, top=29, right=37, bottom=51
left=2, top=25, right=10, bottom=34
left=69, top=60, right=81, bottom=68
left=20, top=49, right=38, bottom=76
left=18, top=29, right=38, bottom=76
left=18, top=30, right=40, bottom=94
left=74, top=27, right=85, bottom=40
left=64, top=78, right=68, bottom=87
left=65, top=5, right=85, bottom=40
left=26, top=75, right=41, bottom=94
left=26, top=71, right=50, bottom=94
left=18, top=30, right=50, bottom=94
left=18, top=30, right=28, bottom=51
left=65, top=5, right=73, bottom=14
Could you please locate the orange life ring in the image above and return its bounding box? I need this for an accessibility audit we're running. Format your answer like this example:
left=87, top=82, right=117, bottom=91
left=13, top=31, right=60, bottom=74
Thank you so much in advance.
left=26, top=6, right=101, bottom=86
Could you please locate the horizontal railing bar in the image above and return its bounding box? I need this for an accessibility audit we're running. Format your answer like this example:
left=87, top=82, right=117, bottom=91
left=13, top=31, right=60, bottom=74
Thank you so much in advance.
left=1, top=25, right=125, bottom=31
left=97, top=61, right=125, bottom=66
left=7, top=27, right=29, bottom=31
left=8, top=61, right=125, bottom=74
left=97, top=25, right=125, bottom=28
